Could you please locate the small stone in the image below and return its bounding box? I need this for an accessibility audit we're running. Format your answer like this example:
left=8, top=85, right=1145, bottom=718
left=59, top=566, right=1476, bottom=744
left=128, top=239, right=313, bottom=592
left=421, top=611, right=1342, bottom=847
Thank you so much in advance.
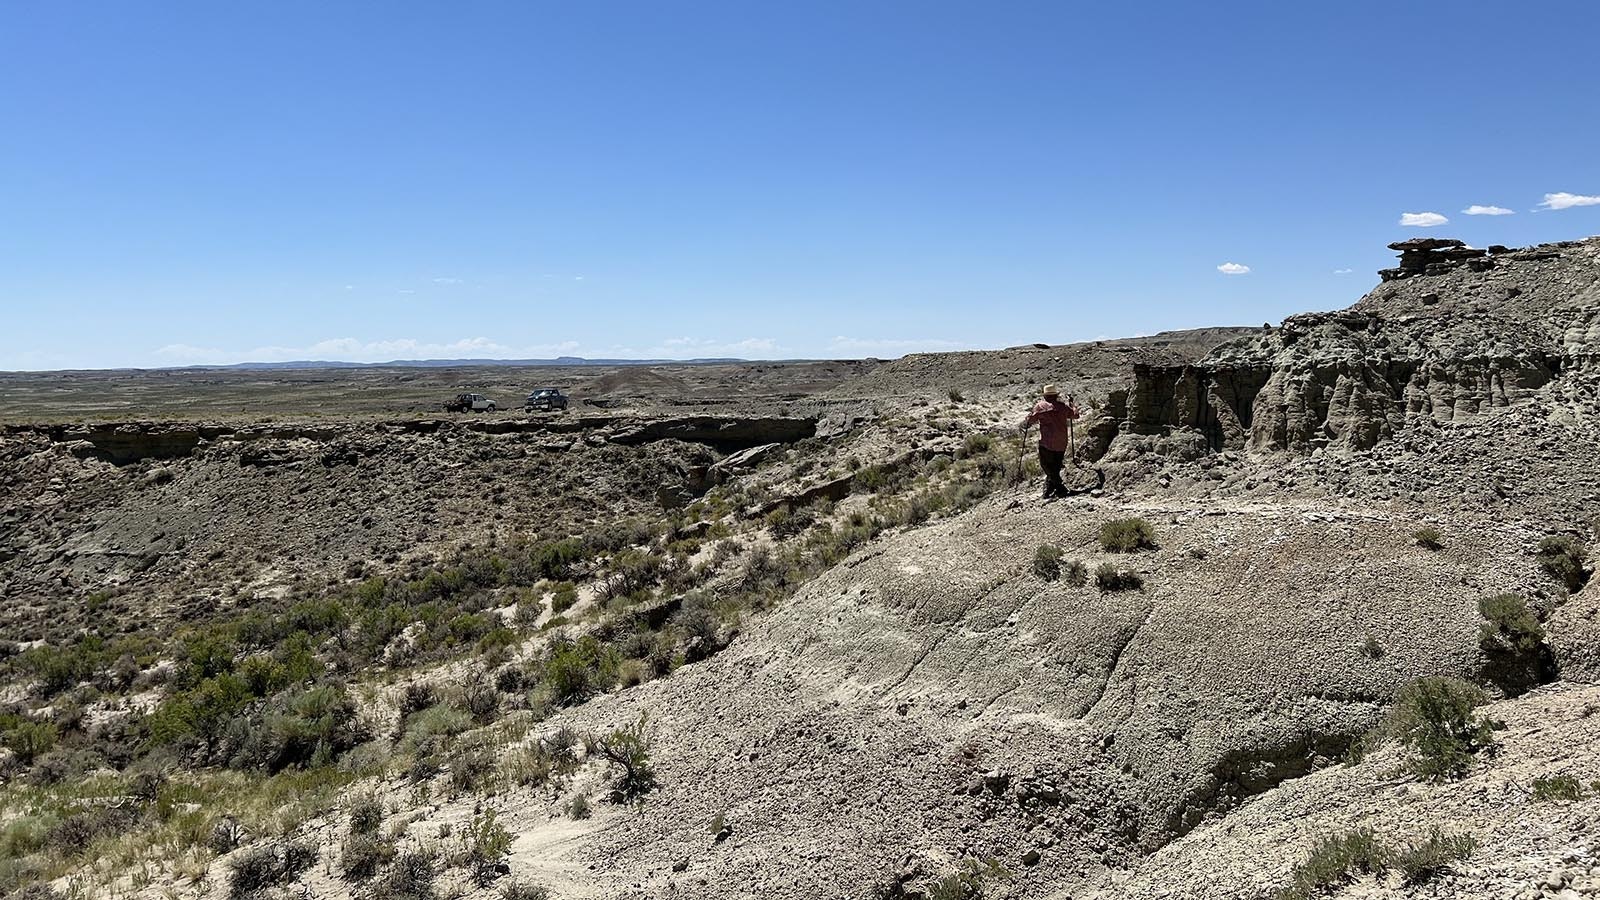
left=983, top=770, right=1010, bottom=795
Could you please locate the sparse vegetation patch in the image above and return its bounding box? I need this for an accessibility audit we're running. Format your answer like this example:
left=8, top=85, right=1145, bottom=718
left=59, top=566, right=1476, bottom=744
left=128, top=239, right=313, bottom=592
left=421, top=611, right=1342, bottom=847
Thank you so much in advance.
left=1384, top=677, right=1497, bottom=782
left=1273, top=826, right=1475, bottom=900
left=1530, top=773, right=1587, bottom=802
left=1537, top=535, right=1589, bottom=593
left=1032, top=545, right=1062, bottom=581
left=587, top=715, right=656, bottom=802
left=1477, top=593, right=1545, bottom=655
left=1099, top=517, right=1156, bottom=553
left=1094, top=563, right=1144, bottom=592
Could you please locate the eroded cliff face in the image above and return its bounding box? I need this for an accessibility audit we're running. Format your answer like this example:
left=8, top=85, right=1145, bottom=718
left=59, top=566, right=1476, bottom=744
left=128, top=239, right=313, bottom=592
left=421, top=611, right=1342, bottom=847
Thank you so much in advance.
left=1106, top=237, right=1600, bottom=457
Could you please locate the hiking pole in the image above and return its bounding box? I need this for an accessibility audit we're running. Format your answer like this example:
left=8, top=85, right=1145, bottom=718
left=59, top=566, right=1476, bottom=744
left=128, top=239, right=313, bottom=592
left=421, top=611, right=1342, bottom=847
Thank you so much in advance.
left=1066, top=394, right=1078, bottom=466
left=1016, top=423, right=1029, bottom=486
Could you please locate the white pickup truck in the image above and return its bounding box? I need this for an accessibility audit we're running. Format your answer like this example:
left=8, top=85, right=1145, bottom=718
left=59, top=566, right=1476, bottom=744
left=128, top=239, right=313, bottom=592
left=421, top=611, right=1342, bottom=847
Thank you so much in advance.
left=444, top=392, right=497, bottom=412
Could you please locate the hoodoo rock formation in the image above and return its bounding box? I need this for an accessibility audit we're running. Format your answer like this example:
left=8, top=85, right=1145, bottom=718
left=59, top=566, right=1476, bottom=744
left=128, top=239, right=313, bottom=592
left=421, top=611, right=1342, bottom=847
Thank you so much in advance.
left=1378, top=237, right=1490, bottom=282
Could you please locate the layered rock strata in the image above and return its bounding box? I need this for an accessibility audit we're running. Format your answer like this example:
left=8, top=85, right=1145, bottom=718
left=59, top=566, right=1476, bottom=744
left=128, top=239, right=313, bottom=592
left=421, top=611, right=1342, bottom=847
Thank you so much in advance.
left=1099, top=236, right=1600, bottom=456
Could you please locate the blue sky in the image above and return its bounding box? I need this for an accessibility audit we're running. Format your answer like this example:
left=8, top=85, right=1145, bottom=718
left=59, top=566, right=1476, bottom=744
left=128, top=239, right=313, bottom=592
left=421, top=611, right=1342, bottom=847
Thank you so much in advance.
left=3, top=1, right=1598, bottom=370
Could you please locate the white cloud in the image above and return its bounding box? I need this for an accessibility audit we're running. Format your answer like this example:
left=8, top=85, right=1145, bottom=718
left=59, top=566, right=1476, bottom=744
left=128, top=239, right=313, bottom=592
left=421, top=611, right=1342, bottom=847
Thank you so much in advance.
left=1536, top=192, right=1600, bottom=210
left=1333, top=268, right=1353, bottom=275
left=828, top=336, right=965, bottom=357
left=431, top=277, right=463, bottom=284
left=1216, top=262, right=1250, bottom=275
left=148, top=334, right=977, bottom=366
left=644, top=337, right=782, bottom=358
left=1399, top=212, right=1448, bottom=227
left=397, top=289, right=416, bottom=295
left=153, top=337, right=581, bottom=366
left=1462, top=204, right=1513, bottom=216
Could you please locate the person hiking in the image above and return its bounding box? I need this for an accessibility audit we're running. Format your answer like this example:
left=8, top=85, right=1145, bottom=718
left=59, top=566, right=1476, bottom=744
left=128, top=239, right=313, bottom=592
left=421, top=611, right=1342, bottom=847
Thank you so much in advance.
left=1020, top=385, right=1081, bottom=498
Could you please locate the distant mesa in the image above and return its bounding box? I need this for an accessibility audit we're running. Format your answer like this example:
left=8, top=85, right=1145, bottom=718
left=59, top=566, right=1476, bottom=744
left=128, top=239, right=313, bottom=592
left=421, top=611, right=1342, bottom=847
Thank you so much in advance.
left=194, top=356, right=752, bottom=371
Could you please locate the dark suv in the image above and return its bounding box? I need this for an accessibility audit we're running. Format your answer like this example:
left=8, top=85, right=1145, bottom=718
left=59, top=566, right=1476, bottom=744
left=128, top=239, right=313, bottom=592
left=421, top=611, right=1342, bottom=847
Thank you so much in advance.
left=524, top=388, right=569, bottom=412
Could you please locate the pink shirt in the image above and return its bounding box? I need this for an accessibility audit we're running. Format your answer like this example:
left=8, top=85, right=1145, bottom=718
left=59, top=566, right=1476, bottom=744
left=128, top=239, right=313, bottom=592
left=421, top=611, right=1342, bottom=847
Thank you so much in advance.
left=1025, top=398, right=1080, bottom=452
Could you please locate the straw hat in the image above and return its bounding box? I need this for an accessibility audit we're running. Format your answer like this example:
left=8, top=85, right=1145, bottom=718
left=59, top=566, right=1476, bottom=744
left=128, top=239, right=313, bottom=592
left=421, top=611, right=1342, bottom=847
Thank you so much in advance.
left=1042, top=384, right=1060, bottom=397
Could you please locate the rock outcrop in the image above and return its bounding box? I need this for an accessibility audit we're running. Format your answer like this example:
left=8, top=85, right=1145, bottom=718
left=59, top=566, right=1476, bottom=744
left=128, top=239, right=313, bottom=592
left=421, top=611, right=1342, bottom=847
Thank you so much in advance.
left=7, top=411, right=822, bottom=467
left=608, top=415, right=817, bottom=451
left=1101, top=236, right=1600, bottom=456
left=1377, top=236, right=1490, bottom=282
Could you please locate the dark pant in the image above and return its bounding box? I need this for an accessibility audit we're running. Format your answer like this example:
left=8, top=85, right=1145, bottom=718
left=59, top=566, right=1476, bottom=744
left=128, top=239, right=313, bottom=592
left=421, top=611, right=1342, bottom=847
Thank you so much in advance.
left=1038, top=446, right=1067, bottom=497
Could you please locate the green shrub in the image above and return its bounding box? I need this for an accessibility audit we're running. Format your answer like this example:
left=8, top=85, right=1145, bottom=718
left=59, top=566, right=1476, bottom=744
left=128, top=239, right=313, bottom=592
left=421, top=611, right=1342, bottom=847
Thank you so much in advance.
left=961, top=433, right=992, bottom=457
left=1032, top=545, right=1062, bottom=581
left=373, top=850, right=435, bottom=900
left=1063, top=560, right=1088, bottom=587
left=501, top=882, right=551, bottom=900
left=232, top=683, right=368, bottom=772
left=19, top=645, right=94, bottom=697
left=2, top=721, right=57, bottom=765
left=1530, top=773, right=1586, bottom=802
left=182, top=631, right=238, bottom=685
left=598, top=549, right=668, bottom=601
left=530, top=539, right=587, bottom=581
left=459, top=671, right=502, bottom=725
left=340, top=832, right=395, bottom=881
left=543, top=637, right=619, bottom=707
left=1386, top=676, right=1496, bottom=782
left=588, top=715, right=655, bottom=801
left=1537, top=535, right=1589, bottom=593
left=347, top=794, right=384, bottom=835
left=449, top=744, right=497, bottom=794
left=765, top=506, right=815, bottom=539
left=1094, top=563, right=1143, bottom=592
left=566, top=794, right=591, bottom=820
left=149, top=672, right=254, bottom=754
left=673, top=599, right=722, bottom=662
left=0, top=815, right=51, bottom=860
left=399, top=682, right=440, bottom=719
left=947, top=387, right=964, bottom=403
left=1393, top=828, right=1477, bottom=886
left=400, top=703, right=473, bottom=753
left=45, top=808, right=134, bottom=858
left=924, top=858, right=1007, bottom=900
left=1274, top=827, right=1474, bottom=896
left=1099, top=518, right=1156, bottom=553
left=465, top=809, right=513, bottom=886
left=228, top=840, right=318, bottom=900
left=1362, top=635, right=1385, bottom=660
left=1477, top=594, right=1545, bottom=654
left=237, top=653, right=292, bottom=695
left=1273, top=828, right=1390, bottom=900
left=1412, top=526, right=1443, bottom=550
left=548, top=582, right=578, bottom=614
